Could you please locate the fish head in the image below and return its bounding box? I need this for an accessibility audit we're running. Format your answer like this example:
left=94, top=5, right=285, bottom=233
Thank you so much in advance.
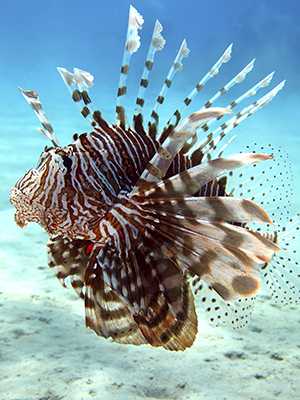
left=10, top=143, right=108, bottom=240
left=10, top=146, right=73, bottom=236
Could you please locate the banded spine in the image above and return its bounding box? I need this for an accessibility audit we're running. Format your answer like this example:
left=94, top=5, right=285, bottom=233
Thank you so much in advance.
left=197, top=80, right=286, bottom=160
left=161, top=43, right=233, bottom=137
left=149, top=39, right=190, bottom=134
left=57, top=67, right=95, bottom=123
left=134, top=108, right=229, bottom=188
left=116, top=5, right=144, bottom=129
left=200, top=71, right=275, bottom=133
left=19, top=88, right=59, bottom=147
left=134, top=20, right=166, bottom=117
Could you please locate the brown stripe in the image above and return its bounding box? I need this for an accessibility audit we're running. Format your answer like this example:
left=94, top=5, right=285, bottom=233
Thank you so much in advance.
left=202, top=123, right=209, bottom=132
left=85, top=297, right=94, bottom=309
left=116, top=106, right=126, bottom=128
left=196, top=83, right=204, bottom=92
left=31, top=102, right=42, bottom=112
left=145, top=301, right=169, bottom=328
left=81, top=106, right=90, bottom=118
left=56, top=271, right=67, bottom=280
left=158, top=147, right=172, bottom=160
left=72, top=89, right=82, bottom=102
left=157, top=95, right=164, bottom=104
left=212, top=282, right=231, bottom=300
left=121, top=65, right=129, bottom=74
left=93, top=110, right=103, bottom=125
left=110, top=324, right=138, bottom=339
left=151, top=110, right=159, bottom=124
left=174, top=110, right=181, bottom=124
left=99, top=306, right=129, bottom=321
left=81, top=90, right=91, bottom=105
left=145, top=60, right=153, bottom=70
left=232, top=275, right=259, bottom=296
left=136, top=97, right=144, bottom=106
left=85, top=316, right=96, bottom=330
left=147, top=163, right=163, bottom=179
left=41, top=122, right=53, bottom=133
left=117, top=86, right=127, bottom=97
left=140, top=79, right=148, bottom=88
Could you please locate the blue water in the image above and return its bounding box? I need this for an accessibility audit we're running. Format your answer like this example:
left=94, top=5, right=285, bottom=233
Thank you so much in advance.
left=0, top=1, right=299, bottom=399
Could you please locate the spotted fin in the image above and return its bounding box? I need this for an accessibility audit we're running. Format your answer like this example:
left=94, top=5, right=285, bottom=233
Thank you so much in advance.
left=226, top=143, right=300, bottom=306
left=150, top=215, right=277, bottom=301
left=191, top=279, right=256, bottom=329
left=263, top=216, right=300, bottom=305
left=191, top=144, right=299, bottom=329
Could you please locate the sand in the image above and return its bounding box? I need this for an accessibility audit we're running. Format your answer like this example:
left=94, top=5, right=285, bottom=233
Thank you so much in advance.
left=0, top=208, right=300, bottom=400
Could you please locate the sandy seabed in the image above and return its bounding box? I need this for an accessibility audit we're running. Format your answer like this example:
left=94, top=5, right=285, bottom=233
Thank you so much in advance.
left=1, top=209, right=300, bottom=400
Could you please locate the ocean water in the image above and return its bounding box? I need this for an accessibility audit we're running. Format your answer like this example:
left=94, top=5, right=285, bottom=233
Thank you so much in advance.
left=0, top=1, right=299, bottom=399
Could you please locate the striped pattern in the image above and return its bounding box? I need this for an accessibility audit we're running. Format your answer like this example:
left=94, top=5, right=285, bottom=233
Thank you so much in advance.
left=134, top=108, right=229, bottom=189
left=57, top=67, right=95, bottom=123
left=197, top=80, right=286, bottom=161
left=199, top=71, right=275, bottom=134
left=116, top=5, right=144, bottom=128
left=134, top=20, right=165, bottom=117
left=10, top=5, right=296, bottom=351
left=201, top=59, right=255, bottom=111
left=160, top=43, right=232, bottom=139
left=149, top=39, right=190, bottom=136
left=19, top=88, right=60, bottom=146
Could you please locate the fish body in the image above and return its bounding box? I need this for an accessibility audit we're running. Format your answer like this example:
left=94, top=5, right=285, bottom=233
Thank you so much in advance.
left=10, top=6, right=300, bottom=350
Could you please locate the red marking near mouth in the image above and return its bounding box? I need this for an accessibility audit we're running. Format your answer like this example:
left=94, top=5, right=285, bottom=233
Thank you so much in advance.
left=86, top=242, right=94, bottom=255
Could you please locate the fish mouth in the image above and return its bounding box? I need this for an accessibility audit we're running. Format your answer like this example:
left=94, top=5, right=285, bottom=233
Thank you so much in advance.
left=14, top=212, right=28, bottom=228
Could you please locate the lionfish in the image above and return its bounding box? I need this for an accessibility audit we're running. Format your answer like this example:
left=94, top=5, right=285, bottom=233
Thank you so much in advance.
left=10, top=6, right=300, bottom=351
